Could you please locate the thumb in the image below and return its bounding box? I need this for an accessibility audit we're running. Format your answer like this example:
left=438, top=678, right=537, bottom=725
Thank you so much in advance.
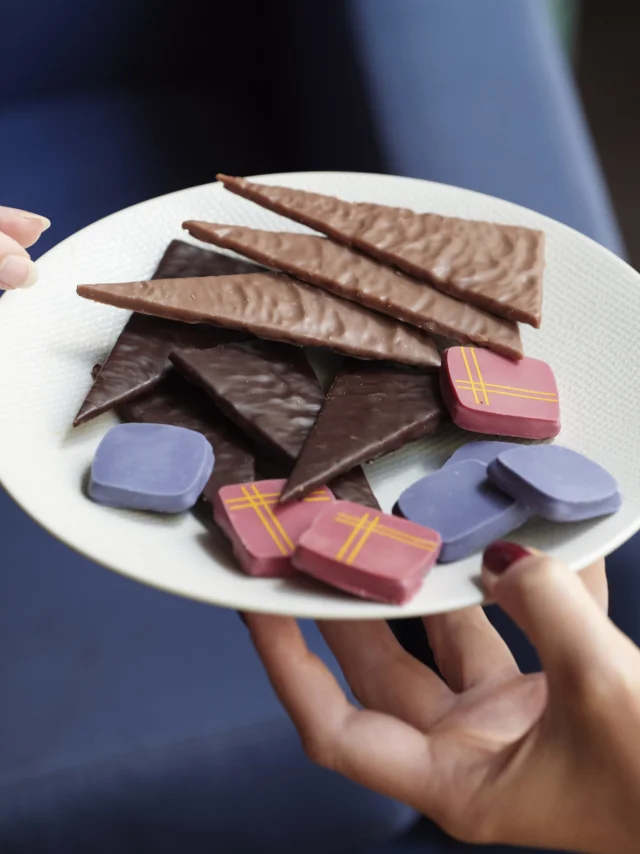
left=482, top=542, right=620, bottom=690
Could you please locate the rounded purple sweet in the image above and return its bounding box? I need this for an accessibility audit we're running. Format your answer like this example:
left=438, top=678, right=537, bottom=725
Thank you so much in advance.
left=444, top=441, right=521, bottom=468
left=397, top=460, right=530, bottom=563
left=487, top=444, right=621, bottom=523
left=89, top=422, right=215, bottom=513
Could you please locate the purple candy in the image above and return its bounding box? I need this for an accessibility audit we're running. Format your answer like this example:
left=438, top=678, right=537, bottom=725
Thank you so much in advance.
left=89, top=423, right=215, bottom=513
left=444, top=441, right=521, bottom=468
left=487, top=444, right=621, bottom=523
left=397, top=460, right=530, bottom=563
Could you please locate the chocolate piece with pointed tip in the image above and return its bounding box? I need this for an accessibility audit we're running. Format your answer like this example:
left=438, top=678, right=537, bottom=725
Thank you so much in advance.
left=170, top=341, right=380, bottom=510
left=73, top=240, right=260, bottom=426
left=281, top=360, right=445, bottom=503
left=171, top=341, right=325, bottom=463
left=329, top=468, right=379, bottom=510
left=185, top=221, right=523, bottom=359
left=77, top=272, right=441, bottom=369
left=217, top=174, right=544, bottom=327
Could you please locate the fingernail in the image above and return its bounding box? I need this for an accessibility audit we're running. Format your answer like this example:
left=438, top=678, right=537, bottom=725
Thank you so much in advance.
left=20, top=213, right=51, bottom=231
left=483, top=541, right=531, bottom=576
left=0, top=255, right=39, bottom=289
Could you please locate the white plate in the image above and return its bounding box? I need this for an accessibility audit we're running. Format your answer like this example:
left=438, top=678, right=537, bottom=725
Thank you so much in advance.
left=0, top=172, right=639, bottom=619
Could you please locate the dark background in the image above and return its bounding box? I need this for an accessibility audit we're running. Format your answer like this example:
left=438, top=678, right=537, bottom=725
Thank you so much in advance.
left=579, top=0, right=640, bottom=267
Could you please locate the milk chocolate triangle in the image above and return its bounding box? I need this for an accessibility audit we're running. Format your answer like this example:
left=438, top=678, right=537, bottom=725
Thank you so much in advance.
left=73, top=240, right=259, bottom=425
left=217, top=174, right=544, bottom=328
left=281, top=360, right=445, bottom=503
left=119, top=372, right=255, bottom=504
left=77, top=272, right=441, bottom=368
left=185, top=222, right=523, bottom=359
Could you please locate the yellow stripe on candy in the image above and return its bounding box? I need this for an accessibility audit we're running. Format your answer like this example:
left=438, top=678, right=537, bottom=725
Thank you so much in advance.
left=226, top=489, right=331, bottom=510
left=239, top=486, right=290, bottom=556
left=470, top=348, right=490, bottom=405
left=335, top=514, right=437, bottom=552
left=345, top=516, right=380, bottom=565
left=250, top=484, right=294, bottom=552
left=455, top=383, right=558, bottom=403
left=226, top=492, right=281, bottom=504
left=460, top=347, right=480, bottom=404
left=227, top=497, right=331, bottom=510
left=454, top=381, right=557, bottom=397
left=336, top=513, right=370, bottom=561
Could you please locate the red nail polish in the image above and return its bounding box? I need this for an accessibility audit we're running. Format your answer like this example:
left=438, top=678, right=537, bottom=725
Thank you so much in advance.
left=483, top=541, right=530, bottom=575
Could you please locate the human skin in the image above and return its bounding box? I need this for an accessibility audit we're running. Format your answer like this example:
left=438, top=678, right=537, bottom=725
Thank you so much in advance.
left=246, top=550, right=640, bottom=853
left=0, top=206, right=50, bottom=289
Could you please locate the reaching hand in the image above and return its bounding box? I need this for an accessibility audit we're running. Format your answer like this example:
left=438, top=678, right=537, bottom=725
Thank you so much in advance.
left=0, top=206, right=50, bottom=290
left=246, top=545, right=640, bottom=854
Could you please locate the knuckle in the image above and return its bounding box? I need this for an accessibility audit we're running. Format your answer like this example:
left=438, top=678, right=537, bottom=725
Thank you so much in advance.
left=300, top=731, right=337, bottom=770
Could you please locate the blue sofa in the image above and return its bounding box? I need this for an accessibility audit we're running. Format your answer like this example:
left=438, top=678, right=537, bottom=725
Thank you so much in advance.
left=0, top=2, right=635, bottom=852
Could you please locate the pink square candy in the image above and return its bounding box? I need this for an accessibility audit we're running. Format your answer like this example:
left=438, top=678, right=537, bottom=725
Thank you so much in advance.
left=293, top=501, right=441, bottom=604
left=214, top=479, right=335, bottom=577
left=441, top=346, right=560, bottom=439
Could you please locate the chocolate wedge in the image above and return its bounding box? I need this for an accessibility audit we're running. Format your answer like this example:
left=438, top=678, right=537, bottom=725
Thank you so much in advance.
left=119, top=372, right=255, bottom=504
left=281, top=361, right=445, bottom=503
left=217, top=174, right=544, bottom=328
left=185, top=222, right=523, bottom=359
left=73, top=240, right=260, bottom=426
left=77, top=272, right=441, bottom=368
left=170, top=341, right=325, bottom=462
left=171, top=342, right=380, bottom=509
left=329, top=468, right=380, bottom=510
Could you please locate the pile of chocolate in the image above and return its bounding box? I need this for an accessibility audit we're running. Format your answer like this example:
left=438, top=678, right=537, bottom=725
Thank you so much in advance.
left=75, top=177, right=620, bottom=605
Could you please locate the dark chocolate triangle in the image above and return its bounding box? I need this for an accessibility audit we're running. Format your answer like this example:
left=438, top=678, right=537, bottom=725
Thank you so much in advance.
left=217, top=174, right=544, bottom=328
left=170, top=341, right=325, bottom=461
left=119, top=372, right=255, bottom=505
left=73, top=240, right=261, bottom=426
left=171, top=342, right=380, bottom=509
left=281, top=360, right=445, bottom=503
left=329, top=468, right=380, bottom=510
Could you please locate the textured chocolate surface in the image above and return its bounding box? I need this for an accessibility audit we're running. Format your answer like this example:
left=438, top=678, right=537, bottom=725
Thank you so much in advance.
left=186, top=222, right=523, bottom=359
left=171, top=342, right=325, bottom=461
left=119, top=373, right=255, bottom=504
left=74, top=240, right=258, bottom=425
left=282, top=361, right=445, bottom=502
left=171, top=342, right=380, bottom=510
left=218, top=175, right=545, bottom=327
left=77, top=273, right=441, bottom=368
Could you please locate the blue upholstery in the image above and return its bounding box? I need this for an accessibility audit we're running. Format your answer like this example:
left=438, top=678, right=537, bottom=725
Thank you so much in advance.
left=0, top=518, right=415, bottom=851
left=0, top=1, right=634, bottom=852
left=346, top=0, right=623, bottom=255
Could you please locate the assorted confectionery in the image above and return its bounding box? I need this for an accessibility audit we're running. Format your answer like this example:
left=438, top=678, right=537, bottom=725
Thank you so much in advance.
left=76, top=176, right=620, bottom=605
